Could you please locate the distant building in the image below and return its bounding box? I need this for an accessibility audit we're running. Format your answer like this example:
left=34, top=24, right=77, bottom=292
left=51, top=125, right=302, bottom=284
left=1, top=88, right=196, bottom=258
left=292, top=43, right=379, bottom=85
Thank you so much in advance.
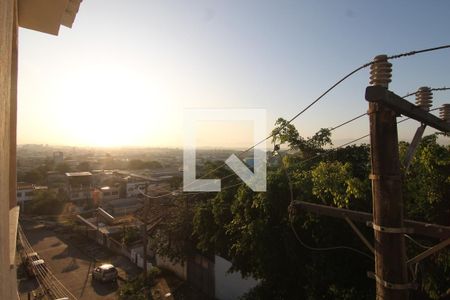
left=125, top=179, right=148, bottom=198
left=16, top=183, right=34, bottom=204
left=65, top=172, right=93, bottom=203
left=46, top=171, right=67, bottom=188
left=92, top=186, right=120, bottom=205
left=16, top=183, right=48, bottom=210
left=16, top=183, right=48, bottom=203
left=53, top=151, right=64, bottom=164
left=103, top=198, right=143, bottom=216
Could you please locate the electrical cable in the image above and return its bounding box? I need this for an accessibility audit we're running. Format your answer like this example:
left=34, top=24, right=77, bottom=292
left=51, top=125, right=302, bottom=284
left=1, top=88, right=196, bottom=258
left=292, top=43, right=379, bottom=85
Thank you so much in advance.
left=275, top=150, right=374, bottom=261
left=140, top=99, right=446, bottom=200
left=139, top=110, right=374, bottom=199
left=329, top=112, right=368, bottom=131
left=404, top=234, right=432, bottom=249
left=136, top=44, right=450, bottom=199
left=300, top=105, right=446, bottom=166
left=386, top=44, right=450, bottom=60
left=19, top=226, right=70, bottom=299
left=19, top=225, right=79, bottom=300
left=403, top=87, right=450, bottom=99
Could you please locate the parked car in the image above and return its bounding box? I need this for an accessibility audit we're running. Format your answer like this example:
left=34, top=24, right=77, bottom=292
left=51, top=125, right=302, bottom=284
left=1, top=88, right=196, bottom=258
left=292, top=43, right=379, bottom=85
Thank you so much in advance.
left=25, top=252, right=46, bottom=277
left=92, top=263, right=118, bottom=283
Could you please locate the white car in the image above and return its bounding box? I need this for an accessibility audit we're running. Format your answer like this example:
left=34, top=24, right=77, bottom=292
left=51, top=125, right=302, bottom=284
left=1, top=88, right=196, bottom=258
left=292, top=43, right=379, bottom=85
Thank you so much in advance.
left=92, top=263, right=118, bottom=283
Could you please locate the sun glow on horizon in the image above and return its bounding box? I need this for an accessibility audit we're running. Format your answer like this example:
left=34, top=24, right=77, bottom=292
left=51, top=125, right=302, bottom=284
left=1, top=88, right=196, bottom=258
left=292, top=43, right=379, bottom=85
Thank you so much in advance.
left=22, top=62, right=183, bottom=147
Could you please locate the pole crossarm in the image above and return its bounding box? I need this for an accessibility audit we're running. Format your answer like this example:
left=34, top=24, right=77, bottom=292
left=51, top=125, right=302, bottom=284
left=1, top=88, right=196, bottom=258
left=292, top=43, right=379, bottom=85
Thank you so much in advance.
left=365, top=86, right=450, bottom=132
left=403, top=124, right=426, bottom=171
left=367, top=272, right=418, bottom=290
left=407, top=238, right=450, bottom=266
left=345, top=217, right=375, bottom=254
left=292, top=200, right=450, bottom=240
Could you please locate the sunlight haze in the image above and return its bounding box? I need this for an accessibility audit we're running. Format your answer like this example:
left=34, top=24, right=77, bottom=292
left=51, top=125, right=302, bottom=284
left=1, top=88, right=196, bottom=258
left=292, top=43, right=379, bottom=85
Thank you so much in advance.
left=17, top=0, right=450, bottom=148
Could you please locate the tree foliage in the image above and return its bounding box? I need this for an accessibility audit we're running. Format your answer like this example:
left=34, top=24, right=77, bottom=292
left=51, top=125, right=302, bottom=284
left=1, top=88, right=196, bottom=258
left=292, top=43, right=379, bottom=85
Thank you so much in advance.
left=128, top=159, right=163, bottom=170
left=164, top=119, right=449, bottom=299
left=27, top=190, right=65, bottom=215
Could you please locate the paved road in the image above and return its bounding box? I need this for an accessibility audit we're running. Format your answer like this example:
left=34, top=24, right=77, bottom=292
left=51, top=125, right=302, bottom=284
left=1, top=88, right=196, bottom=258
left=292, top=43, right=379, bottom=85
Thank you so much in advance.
left=19, top=221, right=139, bottom=300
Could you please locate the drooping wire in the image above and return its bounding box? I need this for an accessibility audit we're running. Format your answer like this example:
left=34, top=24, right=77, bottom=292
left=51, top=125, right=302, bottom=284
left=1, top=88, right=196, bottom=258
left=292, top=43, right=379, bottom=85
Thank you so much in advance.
left=138, top=110, right=372, bottom=200
left=404, top=234, right=432, bottom=249
left=140, top=101, right=445, bottom=200
left=274, top=149, right=374, bottom=261
left=403, top=87, right=450, bottom=99
left=140, top=101, right=446, bottom=199
left=240, top=44, right=450, bottom=157
left=141, top=44, right=450, bottom=199
left=329, top=112, right=368, bottom=131
left=18, top=225, right=79, bottom=300
left=298, top=104, right=446, bottom=166
left=386, top=44, right=450, bottom=60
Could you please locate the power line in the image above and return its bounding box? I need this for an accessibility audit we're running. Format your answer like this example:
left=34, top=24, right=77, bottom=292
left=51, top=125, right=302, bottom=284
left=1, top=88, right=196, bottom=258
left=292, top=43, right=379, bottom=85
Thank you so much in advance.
left=329, top=112, right=368, bottom=131
left=141, top=102, right=446, bottom=200
left=18, top=224, right=79, bottom=300
left=140, top=110, right=373, bottom=199
left=240, top=45, right=450, bottom=158
left=288, top=221, right=374, bottom=260
left=403, top=87, right=450, bottom=99
left=18, top=225, right=71, bottom=299
left=404, top=234, right=431, bottom=250
left=386, top=44, right=450, bottom=60
left=273, top=150, right=374, bottom=260
left=142, top=45, right=450, bottom=199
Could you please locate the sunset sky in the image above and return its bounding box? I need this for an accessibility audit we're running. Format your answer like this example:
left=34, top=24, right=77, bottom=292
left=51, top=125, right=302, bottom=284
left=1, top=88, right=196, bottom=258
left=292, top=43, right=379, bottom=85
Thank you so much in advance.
left=18, top=0, right=450, bottom=148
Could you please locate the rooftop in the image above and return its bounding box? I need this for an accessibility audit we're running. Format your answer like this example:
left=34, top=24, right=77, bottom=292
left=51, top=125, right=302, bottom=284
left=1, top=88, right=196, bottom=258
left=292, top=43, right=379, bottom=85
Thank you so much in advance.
left=65, top=171, right=92, bottom=177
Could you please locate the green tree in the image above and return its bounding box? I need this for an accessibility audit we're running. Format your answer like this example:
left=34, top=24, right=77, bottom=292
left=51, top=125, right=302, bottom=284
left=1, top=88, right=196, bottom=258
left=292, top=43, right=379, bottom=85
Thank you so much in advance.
left=311, top=161, right=367, bottom=208
left=193, top=124, right=374, bottom=299
left=128, top=159, right=163, bottom=170
left=400, top=135, right=450, bottom=298
left=27, top=190, right=65, bottom=215
left=271, top=118, right=332, bottom=158
left=168, top=122, right=449, bottom=299
left=118, top=267, right=161, bottom=300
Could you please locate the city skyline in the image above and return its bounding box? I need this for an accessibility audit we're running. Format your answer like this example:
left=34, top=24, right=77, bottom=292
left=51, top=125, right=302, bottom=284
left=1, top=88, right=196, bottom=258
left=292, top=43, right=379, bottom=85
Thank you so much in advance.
left=18, top=0, right=450, bottom=147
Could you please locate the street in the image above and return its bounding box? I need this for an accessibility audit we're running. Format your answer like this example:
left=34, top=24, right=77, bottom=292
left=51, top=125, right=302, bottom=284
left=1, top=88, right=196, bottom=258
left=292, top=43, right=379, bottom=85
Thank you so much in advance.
left=18, top=221, right=140, bottom=300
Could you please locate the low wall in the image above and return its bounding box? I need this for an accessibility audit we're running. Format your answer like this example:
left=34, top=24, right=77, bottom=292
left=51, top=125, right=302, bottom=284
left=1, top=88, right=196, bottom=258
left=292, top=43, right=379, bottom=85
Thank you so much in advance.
left=214, top=255, right=259, bottom=300
left=156, top=254, right=187, bottom=280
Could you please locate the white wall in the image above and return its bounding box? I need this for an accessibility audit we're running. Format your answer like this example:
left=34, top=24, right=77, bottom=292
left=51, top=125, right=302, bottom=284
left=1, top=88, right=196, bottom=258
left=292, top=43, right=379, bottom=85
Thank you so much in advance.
left=156, top=254, right=187, bottom=280
left=126, top=182, right=147, bottom=198
left=214, top=256, right=259, bottom=300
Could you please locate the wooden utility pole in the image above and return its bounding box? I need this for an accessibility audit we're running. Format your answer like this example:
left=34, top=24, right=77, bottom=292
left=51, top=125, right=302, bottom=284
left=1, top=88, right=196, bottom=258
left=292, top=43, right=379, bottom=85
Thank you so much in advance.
left=368, top=55, right=408, bottom=299
left=292, top=78, right=450, bottom=300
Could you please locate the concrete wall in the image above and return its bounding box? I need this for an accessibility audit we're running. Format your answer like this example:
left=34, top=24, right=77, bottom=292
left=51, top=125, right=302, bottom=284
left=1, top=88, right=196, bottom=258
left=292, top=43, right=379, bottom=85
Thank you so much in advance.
left=130, top=246, right=152, bottom=270
left=214, top=256, right=259, bottom=300
left=0, top=0, right=18, bottom=298
left=126, top=182, right=147, bottom=198
left=156, top=254, right=187, bottom=280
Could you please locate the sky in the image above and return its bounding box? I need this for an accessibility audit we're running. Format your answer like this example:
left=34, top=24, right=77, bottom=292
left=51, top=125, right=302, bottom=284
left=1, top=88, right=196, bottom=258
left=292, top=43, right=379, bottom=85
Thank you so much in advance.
left=18, top=0, right=450, bottom=148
